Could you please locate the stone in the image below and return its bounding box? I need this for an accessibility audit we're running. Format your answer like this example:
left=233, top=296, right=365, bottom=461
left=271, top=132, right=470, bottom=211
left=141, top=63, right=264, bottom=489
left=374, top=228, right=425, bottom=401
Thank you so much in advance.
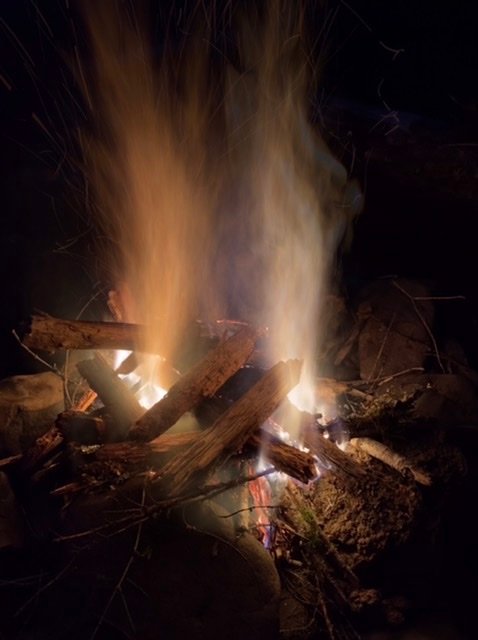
left=357, top=279, right=434, bottom=381
left=0, top=372, right=64, bottom=456
left=31, top=491, right=281, bottom=640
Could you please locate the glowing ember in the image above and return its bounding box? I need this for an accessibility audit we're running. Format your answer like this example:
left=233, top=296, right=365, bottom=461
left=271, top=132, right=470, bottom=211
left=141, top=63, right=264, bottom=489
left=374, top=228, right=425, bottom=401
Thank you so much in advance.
left=248, top=472, right=274, bottom=549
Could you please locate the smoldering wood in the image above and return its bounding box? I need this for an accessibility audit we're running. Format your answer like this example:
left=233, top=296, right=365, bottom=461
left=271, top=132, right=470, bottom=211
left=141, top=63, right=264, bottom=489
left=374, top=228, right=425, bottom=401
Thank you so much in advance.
left=158, top=359, right=303, bottom=496
left=21, top=314, right=144, bottom=352
left=129, top=325, right=262, bottom=441
left=66, top=424, right=317, bottom=485
left=198, top=392, right=362, bottom=480
left=77, top=354, right=143, bottom=439
left=247, top=432, right=317, bottom=483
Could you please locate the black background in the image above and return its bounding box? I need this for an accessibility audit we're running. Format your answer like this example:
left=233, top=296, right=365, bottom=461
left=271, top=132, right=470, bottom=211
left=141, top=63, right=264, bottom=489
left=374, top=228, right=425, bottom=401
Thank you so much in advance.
left=1, top=0, right=477, bottom=377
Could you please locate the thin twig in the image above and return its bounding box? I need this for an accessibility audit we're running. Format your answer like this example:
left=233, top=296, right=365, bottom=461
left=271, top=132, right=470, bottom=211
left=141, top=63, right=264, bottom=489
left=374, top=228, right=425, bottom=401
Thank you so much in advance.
left=392, top=281, right=445, bottom=373
left=376, top=366, right=425, bottom=386
left=412, top=295, right=465, bottom=301
left=90, top=486, right=146, bottom=640
left=15, top=556, right=76, bottom=617
left=54, top=468, right=276, bottom=543
left=367, top=312, right=396, bottom=385
left=11, top=329, right=63, bottom=377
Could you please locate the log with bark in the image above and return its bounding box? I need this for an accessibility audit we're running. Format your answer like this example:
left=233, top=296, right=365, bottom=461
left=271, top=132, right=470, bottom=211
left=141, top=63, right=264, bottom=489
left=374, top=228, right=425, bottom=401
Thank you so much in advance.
left=158, top=359, right=303, bottom=496
left=20, top=315, right=217, bottom=371
left=129, top=325, right=262, bottom=441
left=21, top=314, right=143, bottom=352
left=63, top=424, right=317, bottom=485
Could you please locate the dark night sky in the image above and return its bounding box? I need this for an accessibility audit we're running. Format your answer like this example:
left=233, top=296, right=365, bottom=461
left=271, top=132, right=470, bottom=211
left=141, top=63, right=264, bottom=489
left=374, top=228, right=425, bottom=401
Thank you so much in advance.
left=1, top=0, right=477, bottom=376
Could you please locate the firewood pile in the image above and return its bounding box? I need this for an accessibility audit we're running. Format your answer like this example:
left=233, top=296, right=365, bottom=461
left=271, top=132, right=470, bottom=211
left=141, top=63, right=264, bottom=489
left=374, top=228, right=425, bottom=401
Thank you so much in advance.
left=0, top=277, right=475, bottom=640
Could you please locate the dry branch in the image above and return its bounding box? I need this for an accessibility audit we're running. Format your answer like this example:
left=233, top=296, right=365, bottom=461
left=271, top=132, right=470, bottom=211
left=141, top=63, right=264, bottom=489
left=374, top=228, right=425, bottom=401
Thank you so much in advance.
left=158, top=359, right=302, bottom=496
left=302, top=429, right=365, bottom=479
left=21, top=315, right=144, bottom=352
left=349, top=437, right=432, bottom=486
left=129, top=326, right=261, bottom=441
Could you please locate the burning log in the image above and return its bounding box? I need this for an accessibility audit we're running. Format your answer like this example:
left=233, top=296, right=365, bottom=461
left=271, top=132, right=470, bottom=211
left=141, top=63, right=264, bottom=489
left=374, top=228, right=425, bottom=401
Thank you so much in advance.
left=65, top=426, right=317, bottom=485
left=303, top=430, right=365, bottom=479
left=21, top=314, right=143, bottom=352
left=129, top=325, right=261, bottom=441
left=77, top=354, right=143, bottom=439
left=158, top=359, right=302, bottom=496
left=248, top=432, right=317, bottom=484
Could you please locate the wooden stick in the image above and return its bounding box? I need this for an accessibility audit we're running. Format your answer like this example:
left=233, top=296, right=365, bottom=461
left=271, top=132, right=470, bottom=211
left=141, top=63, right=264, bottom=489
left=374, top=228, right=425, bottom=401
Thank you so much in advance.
left=21, top=315, right=144, bottom=352
left=129, top=326, right=262, bottom=441
left=158, top=359, right=302, bottom=496
left=77, top=354, right=143, bottom=439
left=248, top=432, right=317, bottom=484
left=349, top=437, right=432, bottom=486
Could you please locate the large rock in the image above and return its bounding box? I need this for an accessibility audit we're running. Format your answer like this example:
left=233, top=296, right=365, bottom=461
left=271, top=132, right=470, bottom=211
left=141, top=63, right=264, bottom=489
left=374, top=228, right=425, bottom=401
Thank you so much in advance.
left=0, top=372, right=64, bottom=455
left=357, top=279, right=434, bottom=381
left=376, top=373, right=478, bottom=426
left=22, top=489, right=281, bottom=640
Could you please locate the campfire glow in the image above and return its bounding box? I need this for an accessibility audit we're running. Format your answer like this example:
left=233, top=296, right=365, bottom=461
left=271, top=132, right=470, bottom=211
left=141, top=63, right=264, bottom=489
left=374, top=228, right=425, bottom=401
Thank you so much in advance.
left=82, top=4, right=355, bottom=461
left=114, top=351, right=167, bottom=410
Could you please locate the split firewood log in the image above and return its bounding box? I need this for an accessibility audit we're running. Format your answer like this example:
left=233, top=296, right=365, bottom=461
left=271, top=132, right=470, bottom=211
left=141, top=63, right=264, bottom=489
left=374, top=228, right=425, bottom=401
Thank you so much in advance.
left=158, top=359, right=303, bottom=496
left=21, top=314, right=143, bottom=352
left=129, top=326, right=262, bottom=441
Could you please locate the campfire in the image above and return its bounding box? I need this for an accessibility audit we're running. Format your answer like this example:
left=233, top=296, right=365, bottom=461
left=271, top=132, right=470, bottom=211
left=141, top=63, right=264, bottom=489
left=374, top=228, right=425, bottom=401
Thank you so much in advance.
left=1, top=2, right=476, bottom=640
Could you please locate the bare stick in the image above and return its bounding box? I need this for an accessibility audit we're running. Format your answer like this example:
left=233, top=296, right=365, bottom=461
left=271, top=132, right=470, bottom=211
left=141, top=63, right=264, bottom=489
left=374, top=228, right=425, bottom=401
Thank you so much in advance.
left=303, top=430, right=365, bottom=479
left=129, top=325, right=262, bottom=441
left=349, top=437, right=432, bottom=486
